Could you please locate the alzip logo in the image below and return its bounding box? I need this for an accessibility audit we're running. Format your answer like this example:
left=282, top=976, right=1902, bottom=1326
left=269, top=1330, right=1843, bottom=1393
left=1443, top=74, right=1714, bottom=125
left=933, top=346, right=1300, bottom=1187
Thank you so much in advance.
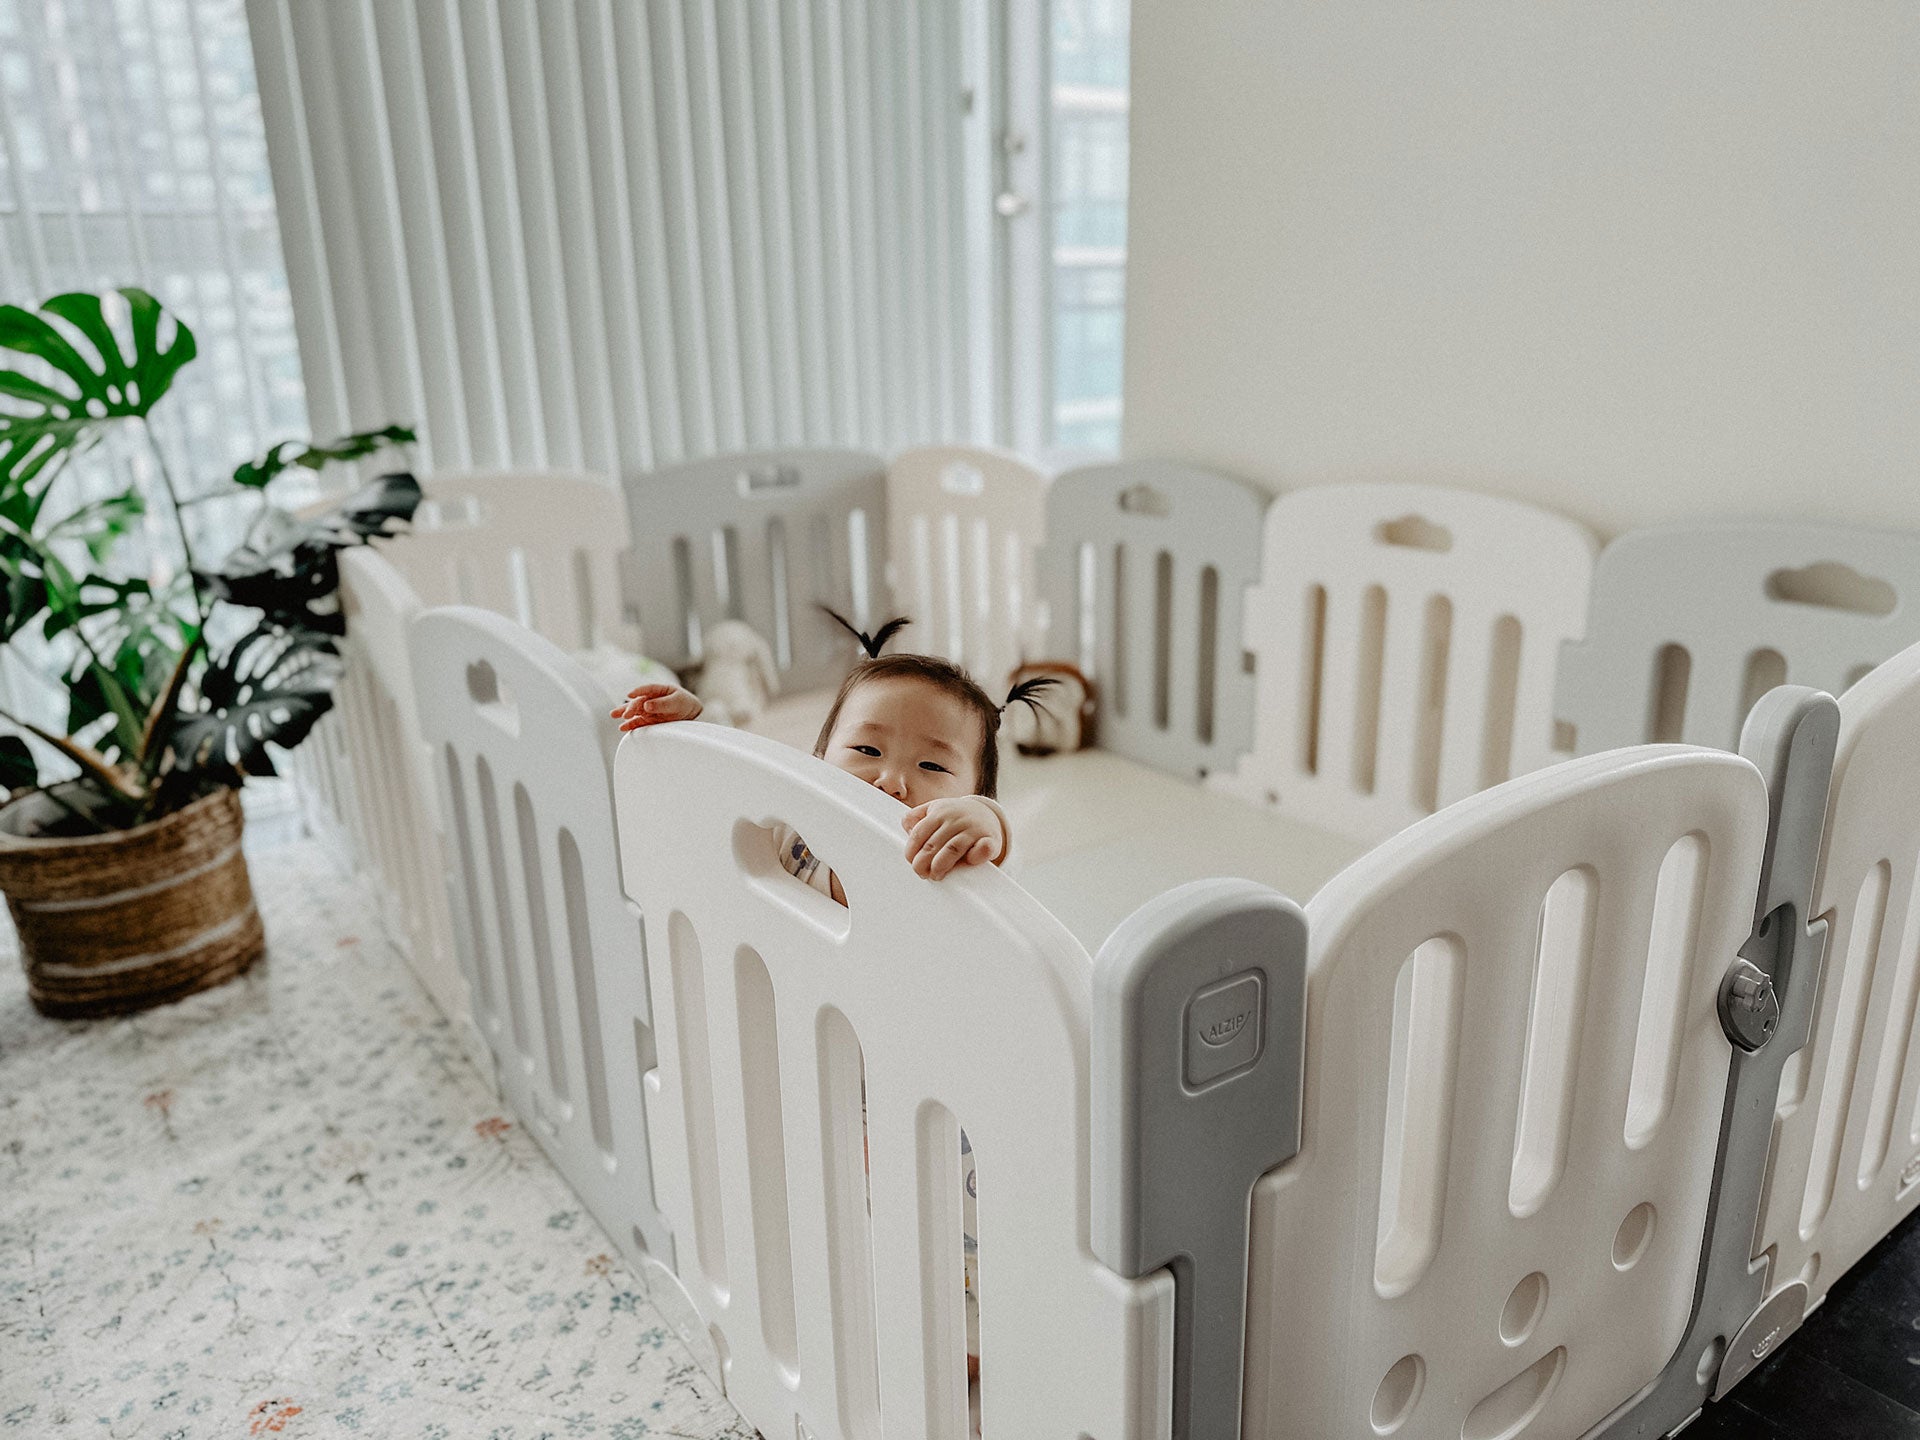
left=1200, top=1010, right=1252, bottom=1047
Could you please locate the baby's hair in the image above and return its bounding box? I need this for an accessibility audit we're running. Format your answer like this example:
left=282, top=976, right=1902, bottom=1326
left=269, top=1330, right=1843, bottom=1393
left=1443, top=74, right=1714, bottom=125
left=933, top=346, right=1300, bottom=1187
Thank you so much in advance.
left=813, top=609, right=1057, bottom=799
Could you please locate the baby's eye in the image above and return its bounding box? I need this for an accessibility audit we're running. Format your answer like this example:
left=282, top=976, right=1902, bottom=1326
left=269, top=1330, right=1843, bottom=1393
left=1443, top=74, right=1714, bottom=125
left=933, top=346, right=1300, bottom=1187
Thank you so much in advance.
left=918, top=761, right=950, bottom=774
left=851, top=745, right=881, bottom=757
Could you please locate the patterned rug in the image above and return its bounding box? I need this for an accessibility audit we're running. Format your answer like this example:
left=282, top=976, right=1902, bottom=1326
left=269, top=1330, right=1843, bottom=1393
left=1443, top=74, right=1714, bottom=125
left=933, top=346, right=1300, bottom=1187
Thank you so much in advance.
left=0, top=824, right=752, bottom=1440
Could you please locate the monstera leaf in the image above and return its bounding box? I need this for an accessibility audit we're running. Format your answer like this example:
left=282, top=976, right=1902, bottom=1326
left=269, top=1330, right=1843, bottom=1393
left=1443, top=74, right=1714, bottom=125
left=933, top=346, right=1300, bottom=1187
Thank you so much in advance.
left=170, top=623, right=342, bottom=784
left=199, top=471, right=422, bottom=633
left=230, top=423, right=416, bottom=490
left=0, top=289, right=196, bottom=516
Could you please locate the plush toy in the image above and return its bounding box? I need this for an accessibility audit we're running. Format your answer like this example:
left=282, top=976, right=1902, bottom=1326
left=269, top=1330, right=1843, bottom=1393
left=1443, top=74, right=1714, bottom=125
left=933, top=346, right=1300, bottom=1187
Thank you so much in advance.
left=685, top=619, right=780, bottom=728
left=1002, top=660, right=1096, bottom=755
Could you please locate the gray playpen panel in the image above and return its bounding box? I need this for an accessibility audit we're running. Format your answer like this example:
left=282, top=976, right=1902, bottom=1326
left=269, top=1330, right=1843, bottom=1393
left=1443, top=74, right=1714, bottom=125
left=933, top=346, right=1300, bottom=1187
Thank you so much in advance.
left=1557, top=522, right=1920, bottom=755
left=1039, top=460, right=1269, bottom=780
left=411, top=605, right=673, bottom=1273
left=622, top=449, right=887, bottom=695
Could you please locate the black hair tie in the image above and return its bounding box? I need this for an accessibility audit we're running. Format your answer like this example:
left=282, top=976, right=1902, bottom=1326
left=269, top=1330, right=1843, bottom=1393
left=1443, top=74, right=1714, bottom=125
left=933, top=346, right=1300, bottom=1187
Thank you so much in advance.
left=820, top=605, right=910, bottom=659
left=1000, top=674, right=1060, bottom=721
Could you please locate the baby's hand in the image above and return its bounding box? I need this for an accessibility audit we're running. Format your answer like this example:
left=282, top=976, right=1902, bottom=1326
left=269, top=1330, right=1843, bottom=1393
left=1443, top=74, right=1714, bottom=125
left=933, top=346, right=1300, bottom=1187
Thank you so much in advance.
left=902, top=797, right=1003, bottom=880
left=611, top=683, right=703, bottom=731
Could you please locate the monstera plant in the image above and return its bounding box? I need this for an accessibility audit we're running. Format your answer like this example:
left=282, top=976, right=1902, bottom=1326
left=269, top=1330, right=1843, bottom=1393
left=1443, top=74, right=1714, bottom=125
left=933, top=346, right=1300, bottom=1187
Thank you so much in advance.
left=0, top=287, right=420, bottom=1017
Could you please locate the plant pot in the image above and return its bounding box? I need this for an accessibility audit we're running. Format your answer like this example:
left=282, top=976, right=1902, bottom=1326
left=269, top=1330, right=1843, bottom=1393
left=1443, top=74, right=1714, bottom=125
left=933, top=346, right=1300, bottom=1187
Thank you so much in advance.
left=0, top=786, right=264, bottom=1018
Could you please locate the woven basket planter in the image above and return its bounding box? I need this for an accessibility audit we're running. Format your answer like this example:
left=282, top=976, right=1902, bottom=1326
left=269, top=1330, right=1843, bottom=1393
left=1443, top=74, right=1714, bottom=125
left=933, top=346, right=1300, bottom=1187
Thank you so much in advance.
left=0, top=786, right=264, bottom=1019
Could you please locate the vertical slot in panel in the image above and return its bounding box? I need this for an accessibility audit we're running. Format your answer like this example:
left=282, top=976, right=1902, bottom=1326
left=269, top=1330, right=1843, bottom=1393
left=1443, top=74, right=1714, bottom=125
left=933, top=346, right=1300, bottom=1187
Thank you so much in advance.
left=940, top=512, right=964, bottom=660
left=715, top=526, right=740, bottom=618
left=1196, top=564, right=1219, bottom=746
left=571, top=549, right=596, bottom=649
left=962, top=1127, right=982, bottom=1432
left=819, top=1007, right=881, bottom=1438
left=970, top=518, right=992, bottom=640
left=1413, top=595, right=1453, bottom=813
left=1626, top=835, right=1709, bottom=1150
left=1510, top=868, right=1599, bottom=1217
left=1301, top=583, right=1327, bottom=776
left=668, top=911, right=728, bottom=1291
left=1076, top=541, right=1097, bottom=678
left=672, top=534, right=702, bottom=659
left=1002, top=532, right=1024, bottom=664
left=508, top=546, right=536, bottom=629
left=1802, top=861, right=1892, bottom=1235
left=1480, top=615, right=1523, bottom=787
left=1111, top=544, right=1129, bottom=718
left=735, top=946, right=798, bottom=1376
left=911, top=514, right=935, bottom=631
left=1352, top=584, right=1389, bottom=795
left=514, top=784, right=570, bottom=1101
left=455, top=551, right=478, bottom=605
left=849, top=509, right=873, bottom=629
left=1738, top=649, right=1789, bottom=747
left=559, top=828, right=613, bottom=1155
left=1153, top=550, right=1174, bottom=731
left=1862, top=853, right=1920, bottom=1180
left=768, top=516, right=793, bottom=672
left=444, top=745, right=498, bottom=1022
left=1375, top=935, right=1466, bottom=1298
left=1649, top=643, right=1691, bottom=744
left=477, top=756, right=533, bottom=1059
left=917, top=1100, right=971, bottom=1436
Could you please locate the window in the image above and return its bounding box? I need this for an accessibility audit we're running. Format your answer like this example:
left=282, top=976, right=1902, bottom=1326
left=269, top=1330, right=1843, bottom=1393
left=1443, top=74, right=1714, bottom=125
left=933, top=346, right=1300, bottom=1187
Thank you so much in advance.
left=1049, top=0, right=1128, bottom=455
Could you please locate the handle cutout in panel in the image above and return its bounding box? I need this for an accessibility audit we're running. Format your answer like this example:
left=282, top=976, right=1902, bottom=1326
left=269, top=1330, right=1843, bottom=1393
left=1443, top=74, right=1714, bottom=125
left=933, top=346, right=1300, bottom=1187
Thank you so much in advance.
left=466, top=660, right=521, bottom=737
left=1375, top=514, right=1453, bottom=553
left=940, top=462, right=985, bottom=497
left=731, top=818, right=853, bottom=940
left=1765, top=561, right=1897, bottom=617
left=738, top=462, right=804, bottom=494
left=1118, top=482, right=1171, bottom=518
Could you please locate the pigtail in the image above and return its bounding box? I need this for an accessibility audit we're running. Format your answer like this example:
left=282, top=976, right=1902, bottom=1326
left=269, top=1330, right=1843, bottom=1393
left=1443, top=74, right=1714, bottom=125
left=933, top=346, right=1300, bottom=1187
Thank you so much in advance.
left=820, top=605, right=911, bottom=660
left=999, top=673, right=1060, bottom=724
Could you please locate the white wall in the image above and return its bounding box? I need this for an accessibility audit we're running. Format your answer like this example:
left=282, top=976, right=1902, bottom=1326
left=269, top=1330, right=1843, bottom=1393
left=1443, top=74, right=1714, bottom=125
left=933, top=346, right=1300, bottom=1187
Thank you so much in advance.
left=1122, top=2, right=1920, bottom=537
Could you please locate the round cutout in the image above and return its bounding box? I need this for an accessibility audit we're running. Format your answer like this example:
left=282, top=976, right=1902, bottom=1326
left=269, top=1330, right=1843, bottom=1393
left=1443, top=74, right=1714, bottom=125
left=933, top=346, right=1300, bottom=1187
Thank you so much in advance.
left=1613, top=1202, right=1657, bottom=1270
left=1370, top=1353, right=1424, bottom=1434
left=1500, top=1272, right=1549, bottom=1346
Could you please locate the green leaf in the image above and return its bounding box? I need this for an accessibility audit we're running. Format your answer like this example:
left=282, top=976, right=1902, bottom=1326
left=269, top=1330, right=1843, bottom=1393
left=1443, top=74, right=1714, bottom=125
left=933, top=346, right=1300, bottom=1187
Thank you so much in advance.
left=199, top=471, right=422, bottom=633
left=0, top=733, right=36, bottom=792
left=0, top=288, right=196, bottom=505
left=170, top=624, right=342, bottom=784
left=231, top=423, right=416, bottom=489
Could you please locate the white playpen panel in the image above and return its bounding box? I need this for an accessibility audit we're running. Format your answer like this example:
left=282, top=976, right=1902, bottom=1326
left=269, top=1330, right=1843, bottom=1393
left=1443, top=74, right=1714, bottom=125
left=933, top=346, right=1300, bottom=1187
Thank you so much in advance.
left=338, top=547, right=468, bottom=1047
left=885, top=445, right=1049, bottom=689
left=1243, top=746, right=1768, bottom=1440
left=616, top=723, right=1175, bottom=1440
left=399, top=469, right=638, bottom=650
left=1223, top=482, right=1597, bottom=846
left=411, top=605, right=673, bottom=1272
left=1754, top=639, right=1920, bottom=1318
left=622, top=449, right=887, bottom=694
left=1555, top=522, right=1920, bottom=757
left=1039, top=461, right=1269, bottom=780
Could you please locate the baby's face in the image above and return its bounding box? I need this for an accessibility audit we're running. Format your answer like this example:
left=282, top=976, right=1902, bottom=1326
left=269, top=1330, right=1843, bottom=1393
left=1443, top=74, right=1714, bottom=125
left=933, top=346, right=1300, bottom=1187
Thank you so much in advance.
left=822, top=674, right=983, bottom=807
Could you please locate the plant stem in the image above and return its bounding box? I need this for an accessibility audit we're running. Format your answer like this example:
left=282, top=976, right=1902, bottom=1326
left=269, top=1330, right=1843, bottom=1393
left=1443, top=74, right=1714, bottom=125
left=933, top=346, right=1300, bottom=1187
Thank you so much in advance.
left=140, top=417, right=209, bottom=629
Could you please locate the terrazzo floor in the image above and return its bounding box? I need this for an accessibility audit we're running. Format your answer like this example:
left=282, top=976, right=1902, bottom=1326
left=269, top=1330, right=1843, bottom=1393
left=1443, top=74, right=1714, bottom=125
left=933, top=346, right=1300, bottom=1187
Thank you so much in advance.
left=0, top=801, right=751, bottom=1440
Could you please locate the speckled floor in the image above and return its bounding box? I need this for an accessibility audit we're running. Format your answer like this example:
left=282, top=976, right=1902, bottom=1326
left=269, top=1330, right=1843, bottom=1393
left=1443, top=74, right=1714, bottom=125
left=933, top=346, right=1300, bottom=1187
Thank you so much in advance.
left=0, top=809, right=751, bottom=1440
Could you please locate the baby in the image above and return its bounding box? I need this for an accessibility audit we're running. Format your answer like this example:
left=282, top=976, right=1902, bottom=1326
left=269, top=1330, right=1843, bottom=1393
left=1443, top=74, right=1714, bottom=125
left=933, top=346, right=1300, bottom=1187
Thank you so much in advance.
left=611, top=613, right=1054, bottom=902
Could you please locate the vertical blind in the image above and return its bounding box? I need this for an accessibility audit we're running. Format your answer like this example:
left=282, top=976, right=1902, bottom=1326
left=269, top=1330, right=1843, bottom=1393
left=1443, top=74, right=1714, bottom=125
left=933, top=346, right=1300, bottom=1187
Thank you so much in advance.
left=246, top=0, right=981, bottom=477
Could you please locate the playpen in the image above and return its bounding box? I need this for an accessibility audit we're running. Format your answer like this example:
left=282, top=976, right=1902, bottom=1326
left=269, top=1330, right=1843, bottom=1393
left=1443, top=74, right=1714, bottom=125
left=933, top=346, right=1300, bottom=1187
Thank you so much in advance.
left=314, top=444, right=1920, bottom=1440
